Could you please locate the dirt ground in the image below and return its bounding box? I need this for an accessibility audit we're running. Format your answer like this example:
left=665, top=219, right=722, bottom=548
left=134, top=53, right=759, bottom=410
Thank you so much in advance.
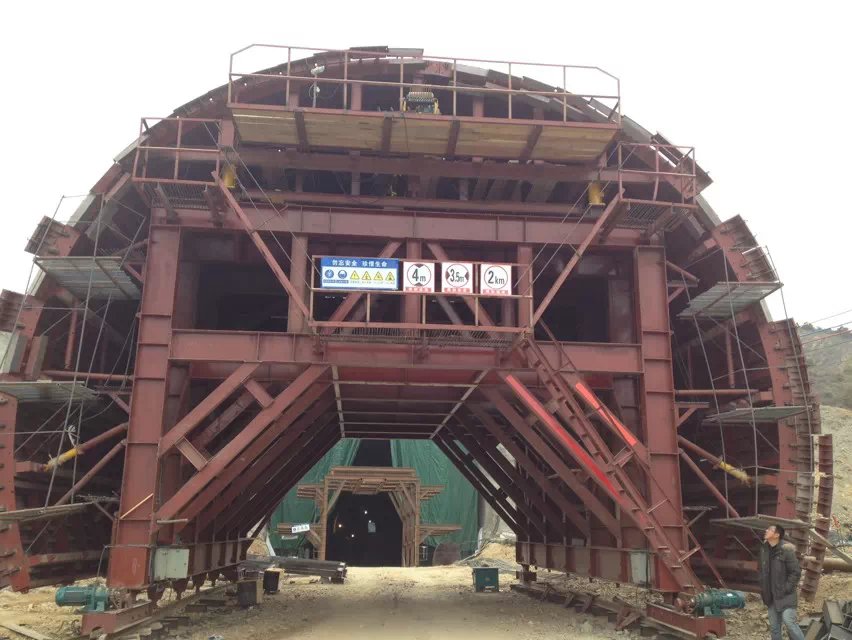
left=170, top=565, right=638, bottom=640
left=1, top=544, right=850, bottom=640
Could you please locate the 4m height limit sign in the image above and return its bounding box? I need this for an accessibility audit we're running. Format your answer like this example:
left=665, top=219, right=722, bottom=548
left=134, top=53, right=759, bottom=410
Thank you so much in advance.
left=403, top=262, right=435, bottom=293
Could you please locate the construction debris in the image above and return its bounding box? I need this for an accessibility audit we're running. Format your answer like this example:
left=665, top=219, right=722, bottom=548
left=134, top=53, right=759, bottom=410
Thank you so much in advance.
left=799, top=600, right=852, bottom=640
left=244, top=555, right=347, bottom=583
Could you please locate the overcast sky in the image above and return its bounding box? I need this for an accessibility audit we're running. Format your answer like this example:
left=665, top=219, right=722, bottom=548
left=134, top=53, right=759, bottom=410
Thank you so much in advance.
left=1, top=1, right=849, bottom=326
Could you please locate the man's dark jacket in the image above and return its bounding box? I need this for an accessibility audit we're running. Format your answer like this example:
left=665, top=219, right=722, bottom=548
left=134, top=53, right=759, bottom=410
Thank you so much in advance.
left=759, top=542, right=801, bottom=611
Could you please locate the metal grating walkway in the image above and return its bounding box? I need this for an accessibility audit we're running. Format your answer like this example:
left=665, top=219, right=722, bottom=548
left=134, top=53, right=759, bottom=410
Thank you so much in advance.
left=678, top=281, right=781, bottom=318
left=703, top=405, right=807, bottom=425
left=0, top=381, right=100, bottom=404
left=35, top=257, right=141, bottom=300
left=314, top=326, right=517, bottom=348
left=710, top=514, right=811, bottom=531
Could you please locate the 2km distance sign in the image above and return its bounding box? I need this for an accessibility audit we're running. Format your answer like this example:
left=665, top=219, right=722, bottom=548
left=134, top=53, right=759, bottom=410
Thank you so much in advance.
left=441, top=262, right=473, bottom=294
left=480, top=263, right=512, bottom=296
left=403, top=262, right=435, bottom=293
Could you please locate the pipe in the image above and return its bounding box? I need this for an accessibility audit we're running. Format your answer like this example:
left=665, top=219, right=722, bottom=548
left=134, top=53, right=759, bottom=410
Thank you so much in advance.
left=55, top=439, right=126, bottom=506
left=679, top=450, right=740, bottom=518
left=64, top=309, right=78, bottom=370
left=725, top=328, right=736, bottom=388
left=816, top=557, right=852, bottom=573
left=43, top=423, right=128, bottom=471
left=42, top=370, right=133, bottom=383
left=678, top=436, right=752, bottom=486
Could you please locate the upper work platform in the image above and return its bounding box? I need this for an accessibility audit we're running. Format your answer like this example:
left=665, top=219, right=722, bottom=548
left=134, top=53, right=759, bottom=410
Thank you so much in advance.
left=226, top=45, right=622, bottom=163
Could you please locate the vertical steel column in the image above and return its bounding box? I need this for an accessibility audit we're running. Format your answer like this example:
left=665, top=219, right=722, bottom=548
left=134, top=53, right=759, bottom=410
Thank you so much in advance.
left=108, top=225, right=181, bottom=589
left=287, top=234, right=309, bottom=333
left=403, top=240, right=421, bottom=324
left=517, top=245, right=533, bottom=328
left=634, top=246, right=687, bottom=592
left=0, top=393, right=28, bottom=591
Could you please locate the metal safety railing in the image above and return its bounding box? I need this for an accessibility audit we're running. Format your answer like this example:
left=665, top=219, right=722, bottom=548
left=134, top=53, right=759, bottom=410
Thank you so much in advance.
left=309, top=256, right=533, bottom=343
left=617, top=142, right=698, bottom=203
left=227, top=44, right=621, bottom=123
left=131, top=117, right=222, bottom=186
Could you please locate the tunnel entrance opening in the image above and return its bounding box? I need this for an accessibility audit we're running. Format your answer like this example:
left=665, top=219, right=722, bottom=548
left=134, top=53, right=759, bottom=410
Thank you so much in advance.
left=326, top=492, right=402, bottom=566
left=352, top=439, right=392, bottom=466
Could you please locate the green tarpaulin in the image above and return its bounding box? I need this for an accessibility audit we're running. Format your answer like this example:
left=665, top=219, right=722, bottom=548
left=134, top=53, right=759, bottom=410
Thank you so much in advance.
left=390, top=439, right=479, bottom=558
left=269, top=439, right=479, bottom=558
left=269, top=439, right=360, bottom=550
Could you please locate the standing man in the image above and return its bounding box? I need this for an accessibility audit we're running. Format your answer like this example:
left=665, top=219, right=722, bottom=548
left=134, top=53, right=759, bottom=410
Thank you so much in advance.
left=759, top=524, right=805, bottom=640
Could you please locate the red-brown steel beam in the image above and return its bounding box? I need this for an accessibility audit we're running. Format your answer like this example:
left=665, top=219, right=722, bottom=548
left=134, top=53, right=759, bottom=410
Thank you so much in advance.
left=108, top=225, right=180, bottom=589
left=195, top=395, right=336, bottom=532
left=155, top=365, right=328, bottom=524
left=433, top=435, right=524, bottom=537
left=480, top=387, right=621, bottom=538
left=678, top=450, right=741, bottom=519
left=448, top=420, right=567, bottom=538
left=55, top=440, right=127, bottom=506
left=169, top=330, right=644, bottom=376
left=465, top=405, right=591, bottom=537
left=501, top=373, right=617, bottom=495
left=242, top=189, right=590, bottom=216
left=43, top=422, right=128, bottom=470
left=158, top=362, right=259, bottom=456
left=532, top=194, right=622, bottom=325
left=200, top=148, right=649, bottom=184
left=235, top=427, right=342, bottom=538
left=237, top=436, right=342, bottom=539
left=212, top=418, right=339, bottom=535
left=634, top=246, right=689, bottom=577
left=215, top=176, right=311, bottom=319
left=192, top=390, right=255, bottom=450
left=438, top=432, right=540, bottom=537
left=223, top=422, right=341, bottom=535
left=163, top=206, right=648, bottom=247
left=287, top=234, right=310, bottom=332
left=502, top=370, right=699, bottom=593
left=223, top=417, right=339, bottom=536
left=178, top=386, right=333, bottom=532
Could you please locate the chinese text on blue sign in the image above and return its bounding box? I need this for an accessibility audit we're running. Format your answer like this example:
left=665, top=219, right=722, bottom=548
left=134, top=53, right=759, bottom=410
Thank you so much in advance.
left=319, top=257, right=400, bottom=291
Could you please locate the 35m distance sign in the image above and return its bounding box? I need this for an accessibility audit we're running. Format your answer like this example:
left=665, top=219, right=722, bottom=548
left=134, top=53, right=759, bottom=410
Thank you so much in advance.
left=319, top=257, right=399, bottom=290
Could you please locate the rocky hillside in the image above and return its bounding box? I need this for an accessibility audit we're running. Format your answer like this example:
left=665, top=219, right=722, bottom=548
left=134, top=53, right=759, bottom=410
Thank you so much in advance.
left=801, top=324, right=852, bottom=409
left=821, top=406, right=852, bottom=538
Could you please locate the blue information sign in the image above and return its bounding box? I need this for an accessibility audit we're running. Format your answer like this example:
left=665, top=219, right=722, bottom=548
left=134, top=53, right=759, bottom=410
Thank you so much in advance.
left=319, top=257, right=400, bottom=291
